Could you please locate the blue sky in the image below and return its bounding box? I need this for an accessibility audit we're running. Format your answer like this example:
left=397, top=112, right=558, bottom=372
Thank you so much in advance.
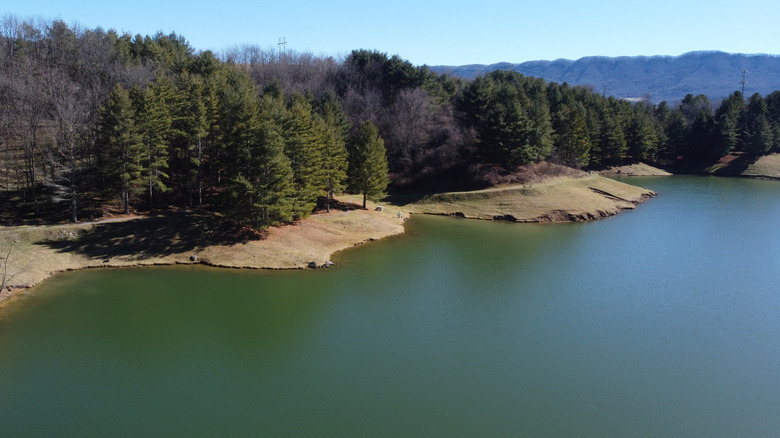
left=4, top=0, right=780, bottom=66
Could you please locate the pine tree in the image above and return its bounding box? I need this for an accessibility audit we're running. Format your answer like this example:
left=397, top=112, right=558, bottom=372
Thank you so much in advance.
left=97, top=83, right=145, bottom=214
left=599, top=114, right=627, bottom=166
left=220, top=70, right=264, bottom=224
left=283, top=93, right=325, bottom=218
left=712, top=92, right=745, bottom=159
left=626, top=108, right=659, bottom=162
left=744, top=115, right=773, bottom=156
left=347, top=121, right=389, bottom=208
left=553, top=103, right=591, bottom=168
left=219, top=70, right=295, bottom=228
left=134, top=82, right=172, bottom=211
left=253, top=110, right=295, bottom=224
left=742, top=93, right=773, bottom=156
left=314, top=92, right=349, bottom=212
left=177, top=73, right=218, bottom=209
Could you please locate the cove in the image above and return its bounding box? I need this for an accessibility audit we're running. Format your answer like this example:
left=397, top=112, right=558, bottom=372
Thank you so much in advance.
left=1, top=176, right=780, bottom=437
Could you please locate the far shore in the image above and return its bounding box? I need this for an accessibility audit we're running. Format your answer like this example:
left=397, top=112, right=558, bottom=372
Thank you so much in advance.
left=1, top=173, right=655, bottom=306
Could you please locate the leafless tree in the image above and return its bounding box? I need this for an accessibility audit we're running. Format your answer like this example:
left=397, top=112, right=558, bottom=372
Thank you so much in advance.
left=45, top=67, right=94, bottom=221
left=0, top=233, right=31, bottom=292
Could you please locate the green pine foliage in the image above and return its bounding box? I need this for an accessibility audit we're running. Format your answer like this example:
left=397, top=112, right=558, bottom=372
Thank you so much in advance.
left=97, top=84, right=146, bottom=214
left=12, top=18, right=780, bottom=227
left=282, top=93, right=326, bottom=218
left=314, top=91, right=349, bottom=212
left=134, top=81, right=173, bottom=211
left=552, top=103, right=591, bottom=168
left=347, top=121, right=389, bottom=208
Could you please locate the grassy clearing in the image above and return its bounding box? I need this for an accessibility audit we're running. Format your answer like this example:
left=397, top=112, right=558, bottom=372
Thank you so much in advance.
left=400, top=174, right=654, bottom=222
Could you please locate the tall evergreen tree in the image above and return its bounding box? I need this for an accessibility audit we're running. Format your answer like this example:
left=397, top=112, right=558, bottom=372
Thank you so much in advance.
left=314, top=91, right=349, bottom=212
left=552, top=103, right=591, bottom=168
left=598, top=114, right=627, bottom=166
left=219, top=69, right=264, bottom=222
left=283, top=93, right=325, bottom=218
left=626, top=108, right=659, bottom=162
left=97, top=83, right=145, bottom=214
left=253, top=106, right=295, bottom=224
left=659, top=107, right=688, bottom=162
left=347, top=120, right=389, bottom=208
left=134, top=81, right=172, bottom=211
left=713, top=92, right=745, bottom=159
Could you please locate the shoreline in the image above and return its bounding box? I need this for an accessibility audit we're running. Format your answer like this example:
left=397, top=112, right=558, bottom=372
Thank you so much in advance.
left=1, top=176, right=654, bottom=306
left=0, top=199, right=406, bottom=305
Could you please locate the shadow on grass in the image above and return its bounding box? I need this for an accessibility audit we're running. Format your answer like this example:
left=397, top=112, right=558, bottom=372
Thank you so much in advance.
left=37, top=212, right=259, bottom=260
left=382, top=192, right=432, bottom=206
left=712, top=153, right=758, bottom=176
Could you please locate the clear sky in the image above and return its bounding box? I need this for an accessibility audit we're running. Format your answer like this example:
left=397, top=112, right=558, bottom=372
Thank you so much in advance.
left=4, top=0, right=780, bottom=66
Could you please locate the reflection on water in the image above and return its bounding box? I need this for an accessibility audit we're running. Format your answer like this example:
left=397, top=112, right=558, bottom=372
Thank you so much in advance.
left=1, top=176, right=780, bottom=437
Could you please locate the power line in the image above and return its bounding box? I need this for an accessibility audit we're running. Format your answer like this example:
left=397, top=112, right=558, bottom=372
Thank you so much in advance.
left=277, top=37, right=287, bottom=57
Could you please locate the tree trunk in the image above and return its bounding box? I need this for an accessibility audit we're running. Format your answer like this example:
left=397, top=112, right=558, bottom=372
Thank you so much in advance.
left=71, top=195, right=78, bottom=223
left=197, top=137, right=203, bottom=210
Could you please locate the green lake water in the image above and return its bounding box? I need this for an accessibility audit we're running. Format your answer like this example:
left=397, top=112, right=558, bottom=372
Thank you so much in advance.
left=1, top=176, right=779, bottom=437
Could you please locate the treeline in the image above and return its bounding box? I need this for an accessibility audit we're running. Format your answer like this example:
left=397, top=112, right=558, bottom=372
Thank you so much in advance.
left=3, top=17, right=780, bottom=227
left=458, top=71, right=780, bottom=170
left=0, top=17, right=388, bottom=227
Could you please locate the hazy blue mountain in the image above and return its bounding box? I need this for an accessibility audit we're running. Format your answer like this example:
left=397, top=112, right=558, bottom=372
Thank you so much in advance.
left=431, top=51, right=780, bottom=103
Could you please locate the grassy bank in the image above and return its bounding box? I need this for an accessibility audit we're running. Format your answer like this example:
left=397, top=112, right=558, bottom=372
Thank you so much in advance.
left=599, top=162, right=672, bottom=176
left=1, top=174, right=655, bottom=305
left=703, top=153, right=780, bottom=179
left=398, top=174, right=655, bottom=222
left=0, top=204, right=405, bottom=303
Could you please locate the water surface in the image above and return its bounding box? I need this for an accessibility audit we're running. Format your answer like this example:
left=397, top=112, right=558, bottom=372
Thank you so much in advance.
left=1, top=176, right=779, bottom=437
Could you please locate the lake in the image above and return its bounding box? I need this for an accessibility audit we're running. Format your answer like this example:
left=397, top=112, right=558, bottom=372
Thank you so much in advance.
left=1, top=176, right=779, bottom=437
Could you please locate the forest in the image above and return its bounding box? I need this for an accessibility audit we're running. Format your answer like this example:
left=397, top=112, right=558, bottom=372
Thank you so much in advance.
left=3, top=17, right=780, bottom=228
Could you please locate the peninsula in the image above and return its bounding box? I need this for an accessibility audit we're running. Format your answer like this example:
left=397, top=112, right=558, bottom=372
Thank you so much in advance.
left=1, top=172, right=653, bottom=304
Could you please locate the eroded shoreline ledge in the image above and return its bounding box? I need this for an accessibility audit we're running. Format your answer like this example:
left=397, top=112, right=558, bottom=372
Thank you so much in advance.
left=1, top=175, right=653, bottom=305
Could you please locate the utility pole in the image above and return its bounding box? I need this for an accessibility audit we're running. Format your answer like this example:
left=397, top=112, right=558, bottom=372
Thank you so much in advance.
left=278, top=37, right=287, bottom=58
left=740, top=69, right=748, bottom=96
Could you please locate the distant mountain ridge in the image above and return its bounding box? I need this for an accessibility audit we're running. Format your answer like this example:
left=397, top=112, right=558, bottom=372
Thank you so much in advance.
left=431, top=51, right=780, bottom=103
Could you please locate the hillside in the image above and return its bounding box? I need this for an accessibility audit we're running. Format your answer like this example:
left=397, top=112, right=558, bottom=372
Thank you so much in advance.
left=432, top=51, right=780, bottom=103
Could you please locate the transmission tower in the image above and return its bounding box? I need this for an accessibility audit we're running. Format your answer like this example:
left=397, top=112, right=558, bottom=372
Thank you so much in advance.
left=278, top=37, right=287, bottom=57
left=740, top=69, right=748, bottom=95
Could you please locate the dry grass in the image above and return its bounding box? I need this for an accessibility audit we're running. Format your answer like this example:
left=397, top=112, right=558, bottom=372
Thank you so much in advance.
left=403, top=174, right=654, bottom=222
left=740, top=154, right=780, bottom=179
left=702, top=153, right=780, bottom=179
left=0, top=204, right=405, bottom=302
left=0, top=173, right=655, bottom=305
left=599, top=162, right=672, bottom=176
